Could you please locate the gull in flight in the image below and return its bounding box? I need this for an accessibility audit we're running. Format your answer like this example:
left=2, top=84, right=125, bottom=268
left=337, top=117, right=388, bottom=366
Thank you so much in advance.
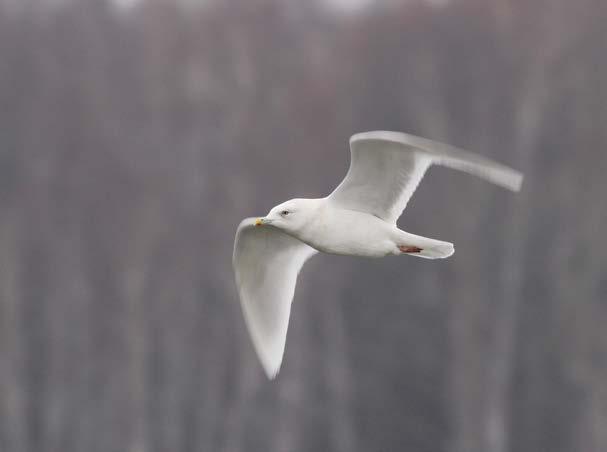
left=233, top=131, right=523, bottom=378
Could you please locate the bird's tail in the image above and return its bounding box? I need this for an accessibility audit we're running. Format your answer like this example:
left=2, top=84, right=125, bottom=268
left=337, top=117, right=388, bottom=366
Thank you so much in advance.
left=396, top=230, right=454, bottom=259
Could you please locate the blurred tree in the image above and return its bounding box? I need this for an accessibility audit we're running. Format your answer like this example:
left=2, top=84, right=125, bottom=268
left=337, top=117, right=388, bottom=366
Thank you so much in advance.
left=0, top=1, right=605, bottom=452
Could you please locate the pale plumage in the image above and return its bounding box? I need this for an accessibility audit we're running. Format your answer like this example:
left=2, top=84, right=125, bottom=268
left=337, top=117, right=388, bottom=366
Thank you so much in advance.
left=233, top=131, right=523, bottom=378
left=233, top=220, right=317, bottom=378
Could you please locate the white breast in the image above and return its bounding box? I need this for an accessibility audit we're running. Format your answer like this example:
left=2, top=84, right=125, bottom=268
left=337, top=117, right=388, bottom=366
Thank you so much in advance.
left=297, top=203, right=397, bottom=257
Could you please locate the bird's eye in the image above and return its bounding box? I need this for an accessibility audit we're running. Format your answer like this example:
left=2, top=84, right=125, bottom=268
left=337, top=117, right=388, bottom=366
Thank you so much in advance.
left=281, top=210, right=290, bottom=216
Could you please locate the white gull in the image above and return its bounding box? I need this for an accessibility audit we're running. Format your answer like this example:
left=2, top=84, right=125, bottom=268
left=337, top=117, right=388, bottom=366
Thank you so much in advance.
left=233, top=131, right=523, bottom=378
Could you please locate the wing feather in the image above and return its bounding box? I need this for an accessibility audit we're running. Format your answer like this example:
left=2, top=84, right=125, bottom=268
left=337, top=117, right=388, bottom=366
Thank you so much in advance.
left=328, top=131, right=523, bottom=223
left=233, top=218, right=317, bottom=378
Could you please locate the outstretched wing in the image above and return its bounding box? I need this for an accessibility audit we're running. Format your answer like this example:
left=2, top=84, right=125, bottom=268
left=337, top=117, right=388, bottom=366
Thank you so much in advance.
left=233, top=218, right=317, bottom=378
left=328, top=131, right=523, bottom=223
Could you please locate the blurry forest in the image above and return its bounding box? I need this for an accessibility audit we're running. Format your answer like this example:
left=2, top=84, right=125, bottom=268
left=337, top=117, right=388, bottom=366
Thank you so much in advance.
left=0, top=0, right=606, bottom=451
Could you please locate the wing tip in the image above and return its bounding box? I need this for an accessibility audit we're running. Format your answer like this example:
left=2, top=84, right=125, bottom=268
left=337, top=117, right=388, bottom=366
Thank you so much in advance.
left=254, top=336, right=283, bottom=379
left=239, top=299, right=285, bottom=380
left=350, top=130, right=525, bottom=193
left=511, top=172, right=524, bottom=192
left=261, top=360, right=281, bottom=380
left=243, top=315, right=284, bottom=380
left=489, top=167, right=524, bottom=192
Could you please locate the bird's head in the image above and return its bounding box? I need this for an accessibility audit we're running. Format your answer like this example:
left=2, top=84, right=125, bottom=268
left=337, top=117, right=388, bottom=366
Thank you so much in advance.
left=255, top=198, right=320, bottom=234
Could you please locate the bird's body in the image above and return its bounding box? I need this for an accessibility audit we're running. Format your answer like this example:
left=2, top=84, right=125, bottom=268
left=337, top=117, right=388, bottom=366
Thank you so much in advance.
left=291, top=200, right=395, bottom=257
left=283, top=199, right=453, bottom=258
left=233, top=131, right=523, bottom=378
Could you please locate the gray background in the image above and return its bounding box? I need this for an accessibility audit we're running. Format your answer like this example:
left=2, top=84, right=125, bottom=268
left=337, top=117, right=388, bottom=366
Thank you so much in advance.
left=0, top=0, right=606, bottom=451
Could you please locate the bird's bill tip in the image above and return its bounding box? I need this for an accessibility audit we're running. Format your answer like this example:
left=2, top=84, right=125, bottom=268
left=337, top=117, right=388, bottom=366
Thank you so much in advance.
left=255, top=217, right=273, bottom=226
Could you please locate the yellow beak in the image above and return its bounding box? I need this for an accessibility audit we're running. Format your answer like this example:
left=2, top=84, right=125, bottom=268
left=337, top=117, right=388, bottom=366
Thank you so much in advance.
left=255, top=218, right=264, bottom=226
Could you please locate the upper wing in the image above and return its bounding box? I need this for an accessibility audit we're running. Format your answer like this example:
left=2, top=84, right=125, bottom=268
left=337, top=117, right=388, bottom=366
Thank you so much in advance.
left=328, top=131, right=523, bottom=223
left=233, top=218, right=317, bottom=378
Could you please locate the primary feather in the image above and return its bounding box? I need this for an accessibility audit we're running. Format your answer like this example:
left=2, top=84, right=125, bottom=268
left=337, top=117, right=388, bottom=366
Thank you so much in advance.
left=328, top=131, right=522, bottom=223
left=233, top=218, right=317, bottom=378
